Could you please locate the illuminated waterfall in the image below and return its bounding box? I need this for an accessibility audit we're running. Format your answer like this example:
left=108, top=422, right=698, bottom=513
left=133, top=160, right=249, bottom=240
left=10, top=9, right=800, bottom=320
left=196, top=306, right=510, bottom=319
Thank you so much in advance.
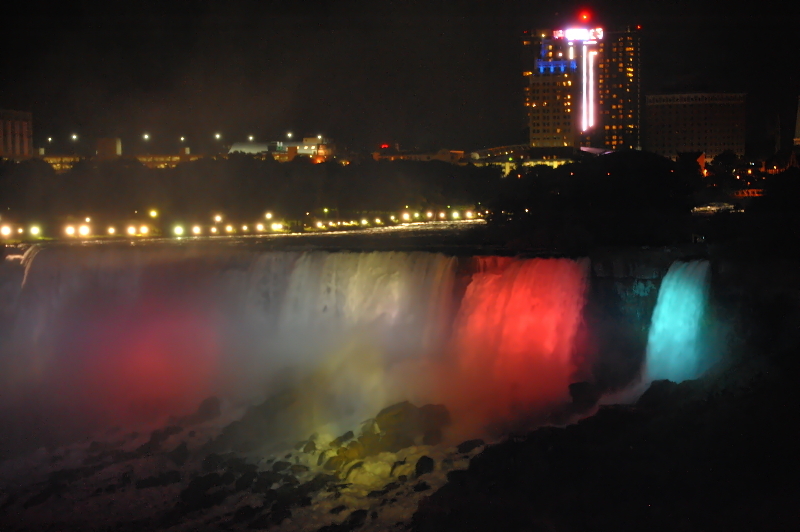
left=448, top=257, right=589, bottom=426
left=645, top=260, right=711, bottom=383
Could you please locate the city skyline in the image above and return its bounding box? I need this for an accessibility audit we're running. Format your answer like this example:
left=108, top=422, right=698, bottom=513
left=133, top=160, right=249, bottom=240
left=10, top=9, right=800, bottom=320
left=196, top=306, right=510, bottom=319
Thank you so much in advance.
left=1, top=0, right=797, bottom=153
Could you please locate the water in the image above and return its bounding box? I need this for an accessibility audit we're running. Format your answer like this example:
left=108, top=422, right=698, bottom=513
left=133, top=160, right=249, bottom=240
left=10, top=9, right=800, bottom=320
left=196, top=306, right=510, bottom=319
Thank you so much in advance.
left=645, top=260, right=712, bottom=383
left=0, top=243, right=717, bottom=457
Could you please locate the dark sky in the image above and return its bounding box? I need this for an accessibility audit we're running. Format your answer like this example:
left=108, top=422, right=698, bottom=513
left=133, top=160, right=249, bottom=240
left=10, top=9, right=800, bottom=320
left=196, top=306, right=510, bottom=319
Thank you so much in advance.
left=1, top=0, right=797, bottom=154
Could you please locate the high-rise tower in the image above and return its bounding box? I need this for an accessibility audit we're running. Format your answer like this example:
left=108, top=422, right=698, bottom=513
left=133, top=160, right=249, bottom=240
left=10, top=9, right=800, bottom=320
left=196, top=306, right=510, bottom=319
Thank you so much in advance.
left=522, top=20, right=641, bottom=151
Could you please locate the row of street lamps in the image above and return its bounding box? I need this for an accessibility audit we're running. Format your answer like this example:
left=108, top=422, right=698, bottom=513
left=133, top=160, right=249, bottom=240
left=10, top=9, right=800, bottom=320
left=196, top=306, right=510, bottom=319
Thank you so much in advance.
left=43, top=132, right=322, bottom=143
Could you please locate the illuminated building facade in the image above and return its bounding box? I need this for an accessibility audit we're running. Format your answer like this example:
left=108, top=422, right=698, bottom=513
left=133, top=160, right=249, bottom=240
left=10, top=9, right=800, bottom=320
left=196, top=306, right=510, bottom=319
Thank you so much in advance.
left=0, top=110, right=34, bottom=160
left=522, top=23, right=641, bottom=150
left=645, top=93, right=746, bottom=159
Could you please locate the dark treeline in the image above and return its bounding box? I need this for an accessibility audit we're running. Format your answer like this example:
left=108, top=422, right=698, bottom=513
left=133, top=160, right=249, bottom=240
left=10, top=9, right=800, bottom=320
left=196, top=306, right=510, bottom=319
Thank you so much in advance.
left=0, top=155, right=500, bottom=225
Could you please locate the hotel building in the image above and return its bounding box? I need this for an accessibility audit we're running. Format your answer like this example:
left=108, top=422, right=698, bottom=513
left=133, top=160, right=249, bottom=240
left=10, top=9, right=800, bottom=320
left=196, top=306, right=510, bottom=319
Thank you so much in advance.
left=0, top=110, right=34, bottom=160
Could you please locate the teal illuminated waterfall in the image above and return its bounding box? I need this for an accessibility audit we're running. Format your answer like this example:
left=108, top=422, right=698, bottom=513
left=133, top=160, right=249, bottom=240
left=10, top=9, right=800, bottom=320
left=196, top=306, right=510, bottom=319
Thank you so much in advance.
left=645, top=260, right=711, bottom=383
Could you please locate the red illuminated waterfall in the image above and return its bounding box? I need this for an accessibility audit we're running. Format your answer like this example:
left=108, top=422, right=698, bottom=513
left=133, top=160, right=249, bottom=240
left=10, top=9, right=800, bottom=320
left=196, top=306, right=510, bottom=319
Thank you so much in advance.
left=447, top=257, right=589, bottom=429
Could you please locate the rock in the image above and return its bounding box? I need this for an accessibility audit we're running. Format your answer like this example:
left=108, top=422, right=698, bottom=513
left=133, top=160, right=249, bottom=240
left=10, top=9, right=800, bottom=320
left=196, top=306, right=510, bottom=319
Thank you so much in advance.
left=232, top=504, right=261, bottom=523
left=569, top=382, right=602, bottom=412
left=423, top=428, right=443, bottom=445
left=136, top=425, right=183, bottom=456
left=419, top=404, right=451, bottom=433
left=330, top=505, right=347, bottom=514
left=415, top=456, right=435, bottom=478
left=338, top=440, right=364, bottom=462
left=221, top=471, right=236, bottom=485
left=324, top=455, right=347, bottom=471
left=413, top=481, right=431, bottom=492
left=390, top=459, right=406, bottom=476
left=202, top=453, right=225, bottom=472
left=272, top=460, right=292, bottom=472
left=253, top=471, right=282, bottom=493
left=179, top=473, right=230, bottom=512
left=345, top=461, right=364, bottom=479
left=318, top=508, right=369, bottom=532
left=135, top=470, right=181, bottom=489
left=290, top=464, right=310, bottom=475
left=636, top=379, right=701, bottom=412
left=303, top=440, right=317, bottom=453
left=456, top=439, right=485, bottom=454
left=235, top=471, right=258, bottom=491
left=330, top=430, right=355, bottom=448
left=167, top=442, right=190, bottom=467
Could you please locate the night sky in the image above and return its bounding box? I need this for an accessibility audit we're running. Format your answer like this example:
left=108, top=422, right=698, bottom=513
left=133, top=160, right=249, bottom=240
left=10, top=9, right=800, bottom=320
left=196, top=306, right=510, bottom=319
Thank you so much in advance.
left=1, top=0, right=797, bottom=154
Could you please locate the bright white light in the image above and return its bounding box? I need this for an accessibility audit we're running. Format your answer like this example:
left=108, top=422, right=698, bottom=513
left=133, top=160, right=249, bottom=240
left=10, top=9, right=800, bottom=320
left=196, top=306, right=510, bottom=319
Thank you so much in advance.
left=17, top=228, right=23, bottom=234
left=215, top=133, right=221, bottom=140
left=127, top=226, right=136, bottom=235
left=242, top=225, right=248, bottom=231
left=79, top=225, right=90, bottom=236
left=466, top=211, right=473, bottom=218
left=390, top=215, right=396, bottom=221
left=256, top=223, right=264, bottom=231
left=225, top=225, right=233, bottom=232
left=317, top=135, right=322, bottom=139
left=589, top=51, right=597, bottom=128
left=30, top=226, right=41, bottom=236
left=149, top=210, right=158, bottom=218
left=439, top=212, right=446, bottom=219
left=107, top=227, right=115, bottom=235
left=210, top=227, right=218, bottom=233
left=71, top=134, right=78, bottom=140
left=317, top=222, right=325, bottom=228
left=139, top=225, right=148, bottom=234
left=180, top=136, right=185, bottom=142
left=65, top=226, right=75, bottom=236
left=402, top=212, right=410, bottom=221
left=375, top=218, right=381, bottom=224
left=248, top=136, right=254, bottom=141
left=85, top=217, right=91, bottom=223
left=47, top=137, right=52, bottom=142
left=214, top=215, right=222, bottom=222
left=452, top=211, right=460, bottom=219
left=271, top=223, right=283, bottom=231
left=143, top=133, right=150, bottom=140
left=0, top=226, right=10, bottom=236
left=265, top=212, right=273, bottom=219
left=287, top=132, right=293, bottom=139
left=414, top=212, right=420, bottom=218
left=192, top=226, right=201, bottom=234
left=426, top=211, right=433, bottom=218
left=361, top=219, right=368, bottom=225
left=173, top=226, right=184, bottom=236
left=569, top=46, right=574, bottom=59
left=582, top=44, right=588, bottom=131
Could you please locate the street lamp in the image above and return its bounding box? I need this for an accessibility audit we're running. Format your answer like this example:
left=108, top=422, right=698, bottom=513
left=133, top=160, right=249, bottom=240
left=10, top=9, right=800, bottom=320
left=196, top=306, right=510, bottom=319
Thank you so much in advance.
left=287, top=132, right=293, bottom=139
left=71, top=134, right=78, bottom=141
left=143, top=133, right=150, bottom=141
left=215, top=133, right=221, bottom=140
left=180, top=136, right=185, bottom=142
left=248, top=135, right=254, bottom=142
left=47, top=137, right=52, bottom=143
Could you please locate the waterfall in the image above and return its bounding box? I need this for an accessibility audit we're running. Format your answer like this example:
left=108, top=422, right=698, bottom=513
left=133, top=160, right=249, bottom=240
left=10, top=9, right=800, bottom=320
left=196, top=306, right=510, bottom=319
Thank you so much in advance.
left=645, top=260, right=712, bottom=383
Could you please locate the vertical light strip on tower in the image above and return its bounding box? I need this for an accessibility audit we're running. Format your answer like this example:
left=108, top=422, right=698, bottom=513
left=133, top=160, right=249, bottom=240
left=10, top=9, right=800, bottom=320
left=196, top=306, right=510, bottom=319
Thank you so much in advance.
left=582, top=44, right=588, bottom=131
left=589, top=51, right=597, bottom=128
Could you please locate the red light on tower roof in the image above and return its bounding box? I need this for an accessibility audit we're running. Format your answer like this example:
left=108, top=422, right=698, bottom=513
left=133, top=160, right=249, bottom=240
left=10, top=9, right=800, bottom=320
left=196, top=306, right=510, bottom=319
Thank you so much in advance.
left=380, top=143, right=390, bottom=149
left=579, top=10, right=591, bottom=22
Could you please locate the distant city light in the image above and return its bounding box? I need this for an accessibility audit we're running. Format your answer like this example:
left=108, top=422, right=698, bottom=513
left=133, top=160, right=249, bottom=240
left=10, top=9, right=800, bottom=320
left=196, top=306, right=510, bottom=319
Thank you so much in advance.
left=139, top=225, right=148, bottom=234
left=210, top=227, right=218, bottom=233
left=30, top=226, right=40, bottom=236
left=85, top=217, right=91, bottom=223
left=452, top=211, right=460, bottom=219
left=0, top=226, right=10, bottom=237
left=287, top=132, right=293, bottom=139
left=71, top=134, right=78, bottom=141
left=192, top=226, right=201, bottom=235
left=265, top=212, right=273, bottom=219
left=390, top=215, right=396, bottom=221
left=78, top=225, right=90, bottom=236
left=17, top=228, right=23, bottom=234
left=108, top=227, right=116, bottom=235
left=426, top=211, right=433, bottom=218
left=375, top=218, right=381, bottom=224
left=225, top=225, right=233, bottom=232
left=143, top=133, right=150, bottom=140
left=248, top=136, right=254, bottom=141
left=271, top=223, right=283, bottom=231
left=256, top=223, right=264, bottom=231
left=439, top=212, right=446, bottom=219
left=402, top=213, right=410, bottom=221
left=65, top=226, right=75, bottom=236
left=323, top=208, right=328, bottom=213
left=180, top=136, right=185, bottom=142
left=215, top=133, right=221, bottom=140
left=214, top=215, right=222, bottom=222
left=414, top=212, right=420, bottom=218
left=47, top=137, right=52, bottom=143
left=242, top=225, right=249, bottom=231
left=466, top=211, right=473, bottom=218
left=361, top=219, right=368, bottom=225
left=149, top=210, right=158, bottom=218
left=316, top=222, right=325, bottom=228
left=172, top=226, right=184, bottom=236
left=317, top=135, right=322, bottom=140
left=127, top=226, right=136, bottom=235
